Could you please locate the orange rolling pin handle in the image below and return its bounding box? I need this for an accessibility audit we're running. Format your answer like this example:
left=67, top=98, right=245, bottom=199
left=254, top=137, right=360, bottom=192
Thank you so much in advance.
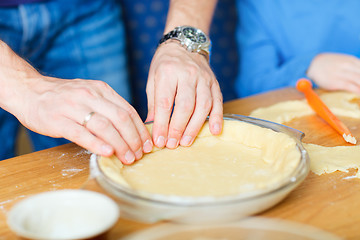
left=296, top=78, right=352, bottom=137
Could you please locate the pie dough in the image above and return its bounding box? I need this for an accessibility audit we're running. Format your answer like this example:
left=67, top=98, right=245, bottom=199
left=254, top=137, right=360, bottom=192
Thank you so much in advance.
left=250, top=91, right=360, bottom=177
left=99, top=120, right=301, bottom=197
left=304, top=143, right=360, bottom=177
left=251, top=92, right=360, bottom=124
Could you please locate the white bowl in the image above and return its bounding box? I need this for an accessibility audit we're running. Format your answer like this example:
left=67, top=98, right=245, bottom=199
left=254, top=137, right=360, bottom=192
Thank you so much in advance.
left=7, top=189, right=119, bottom=240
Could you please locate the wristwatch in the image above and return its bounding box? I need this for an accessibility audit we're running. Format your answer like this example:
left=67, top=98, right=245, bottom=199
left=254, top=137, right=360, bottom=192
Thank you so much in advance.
left=159, top=26, right=211, bottom=61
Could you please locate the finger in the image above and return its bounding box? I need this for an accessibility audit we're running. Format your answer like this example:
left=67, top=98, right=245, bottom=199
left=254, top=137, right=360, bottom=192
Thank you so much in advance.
left=125, top=105, right=154, bottom=154
left=152, top=74, right=177, bottom=148
left=146, top=71, right=155, bottom=123
left=208, top=81, right=224, bottom=135
left=343, top=63, right=360, bottom=78
left=69, top=99, right=140, bottom=163
left=166, top=81, right=196, bottom=149
left=84, top=111, right=137, bottom=164
left=92, top=82, right=153, bottom=155
left=348, top=56, right=360, bottom=70
left=59, top=118, right=115, bottom=157
left=336, top=70, right=360, bottom=92
left=111, top=109, right=144, bottom=160
left=338, top=78, right=360, bottom=94
left=95, top=104, right=146, bottom=161
left=179, top=81, right=212, bottom=147
left=146, top=107, right=155, bottom=123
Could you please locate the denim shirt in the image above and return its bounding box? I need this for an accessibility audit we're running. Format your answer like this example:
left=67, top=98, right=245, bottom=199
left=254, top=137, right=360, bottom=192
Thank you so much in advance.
left=0, top=0, right=45, bottom=7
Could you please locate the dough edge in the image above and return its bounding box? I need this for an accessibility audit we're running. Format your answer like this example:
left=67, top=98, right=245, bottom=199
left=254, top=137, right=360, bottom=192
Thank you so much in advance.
left=250, top=91, right=360, bottom=177
left=98, top=120, right=302, bottom=197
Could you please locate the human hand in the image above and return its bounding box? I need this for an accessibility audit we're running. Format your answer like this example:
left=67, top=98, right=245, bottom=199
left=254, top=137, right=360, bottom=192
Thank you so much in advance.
left=0, top=40, right=152, bottom=164
left=146, top=42, right=223, bottom=149
left=307, top=53, right=360, bottom=93
left=20, top=77, right=153, bottom=164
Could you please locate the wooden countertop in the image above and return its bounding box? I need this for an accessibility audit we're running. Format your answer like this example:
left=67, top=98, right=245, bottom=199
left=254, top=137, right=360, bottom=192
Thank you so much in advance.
left=0, top=88, right=359, bottom=239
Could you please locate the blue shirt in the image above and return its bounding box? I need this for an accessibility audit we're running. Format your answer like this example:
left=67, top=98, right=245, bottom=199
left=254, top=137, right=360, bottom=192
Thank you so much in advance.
left=236, top=0, right=360, bottom=97
left=0, top=0, right=44, bottom=6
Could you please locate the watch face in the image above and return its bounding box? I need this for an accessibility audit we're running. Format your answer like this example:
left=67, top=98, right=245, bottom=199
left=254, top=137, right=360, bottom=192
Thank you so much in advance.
left=183, top=27, right=207, bottom=44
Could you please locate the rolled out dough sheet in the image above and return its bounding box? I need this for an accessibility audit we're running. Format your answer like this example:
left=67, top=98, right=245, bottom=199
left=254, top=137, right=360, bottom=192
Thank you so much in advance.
left=250, top=91, right=360, bottom=177
left=99, top=120, right=301, bottom=197
left=304, top=143, right=360, bottom=177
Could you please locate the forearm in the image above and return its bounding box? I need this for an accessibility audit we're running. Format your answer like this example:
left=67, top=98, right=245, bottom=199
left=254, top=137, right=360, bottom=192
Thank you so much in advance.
left=164, top=0, right=217, bottom=34
left=0, top=40, right=40, bottom=114
left=0, top=44, right=152, bottom=163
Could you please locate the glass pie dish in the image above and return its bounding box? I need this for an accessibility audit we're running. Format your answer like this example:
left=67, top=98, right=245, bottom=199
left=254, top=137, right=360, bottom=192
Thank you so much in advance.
left=93, top=114, right=309, bottom=224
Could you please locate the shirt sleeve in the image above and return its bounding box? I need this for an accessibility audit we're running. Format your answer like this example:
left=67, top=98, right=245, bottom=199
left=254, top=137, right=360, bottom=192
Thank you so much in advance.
left=235, top=0, right=319, bottom=98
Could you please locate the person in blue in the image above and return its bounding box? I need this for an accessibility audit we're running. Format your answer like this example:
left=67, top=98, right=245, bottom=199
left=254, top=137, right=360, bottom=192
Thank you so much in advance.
left=0, top=0, right=130, bottom=160
left=0, top=0, right=223, bottom=163
left=235, top=0, right=360, bottom=98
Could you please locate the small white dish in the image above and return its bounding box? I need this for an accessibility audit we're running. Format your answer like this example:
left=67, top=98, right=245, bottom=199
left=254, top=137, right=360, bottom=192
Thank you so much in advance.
left=7, top=189, right=119, bottom=240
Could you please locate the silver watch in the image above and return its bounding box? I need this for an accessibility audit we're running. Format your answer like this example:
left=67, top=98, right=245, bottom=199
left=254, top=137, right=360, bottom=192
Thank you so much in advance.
left=159, top=26, right=211, bottom=60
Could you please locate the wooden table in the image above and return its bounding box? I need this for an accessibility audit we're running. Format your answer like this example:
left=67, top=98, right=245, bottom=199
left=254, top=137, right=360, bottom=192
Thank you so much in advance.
left=1, top=88, right=359, bottom=239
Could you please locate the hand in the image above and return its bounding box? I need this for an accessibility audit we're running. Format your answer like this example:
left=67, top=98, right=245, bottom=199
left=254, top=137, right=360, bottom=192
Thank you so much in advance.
left=146, top=42, right=223, bottom=149
left=0, top=41, right=153, bottom=164
left=307, top=53, right=360, bottom=93
left=21, top=77, right=153, bottom=164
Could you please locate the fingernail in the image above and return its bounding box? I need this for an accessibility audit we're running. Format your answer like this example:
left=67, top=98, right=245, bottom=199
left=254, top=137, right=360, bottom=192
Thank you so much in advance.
left=101, top=144, right=113, bottom=156
left=125, top=150, right=135, bottom=164
left=213, top=123, right=221, bottom=134
left=156, top=136, right=166, bottom=148
left=180, top=135, right=192, bottom=146
left=167, top=138, right=178, bottom=149
left=135, top=148, right=143, bottom=160
left=143, top=139, right=153, bottom=153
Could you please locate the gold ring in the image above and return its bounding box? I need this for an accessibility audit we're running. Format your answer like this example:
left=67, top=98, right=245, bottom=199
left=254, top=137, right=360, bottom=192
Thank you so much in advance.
left=82, top=112, right=95, bottom=128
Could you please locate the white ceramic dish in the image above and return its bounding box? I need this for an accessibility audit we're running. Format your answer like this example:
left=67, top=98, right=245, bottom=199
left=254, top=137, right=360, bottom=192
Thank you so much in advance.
left=7, top=189, right=119, bottom=240
left=95, top=114, right=310, bottom=224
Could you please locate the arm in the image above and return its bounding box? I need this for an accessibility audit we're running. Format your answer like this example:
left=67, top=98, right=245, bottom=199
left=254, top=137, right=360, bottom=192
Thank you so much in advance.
left=238, top=28, right=360, bottom=96
left=163, top=0, right=216, bottom=34
left=237, top=0, right=360, bottom=97
left=147, top=0, right=223, bottom=149
left=0, top=40, right=152, bottom=164
left=238, top=41, right=317, bottom=97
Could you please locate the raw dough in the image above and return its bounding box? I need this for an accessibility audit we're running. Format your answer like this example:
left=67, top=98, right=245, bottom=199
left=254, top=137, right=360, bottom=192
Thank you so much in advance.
left=304, top=143, right=360, bottom=177
left=250, top=92, right=360, bottom=177
left=251, top=92, right=360, bottom=124
left=99, top=120, right=301, bottom=197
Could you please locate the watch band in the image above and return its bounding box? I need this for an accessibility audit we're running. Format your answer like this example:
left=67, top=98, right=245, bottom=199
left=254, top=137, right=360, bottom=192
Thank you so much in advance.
left=158, top=26, right=210, bottom=61
left=159, top=29, right=180, bottom=45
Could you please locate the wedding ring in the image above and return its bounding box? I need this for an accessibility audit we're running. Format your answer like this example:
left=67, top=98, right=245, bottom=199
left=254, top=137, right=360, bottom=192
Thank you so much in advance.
left=82, top=112, right=95, bottom=128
